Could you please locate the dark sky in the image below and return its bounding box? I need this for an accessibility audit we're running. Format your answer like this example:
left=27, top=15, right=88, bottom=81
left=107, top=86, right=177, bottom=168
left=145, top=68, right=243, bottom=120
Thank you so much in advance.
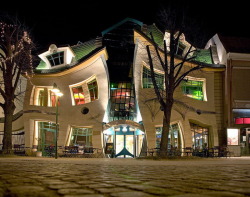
left=1, top=1, right=249, bottom=53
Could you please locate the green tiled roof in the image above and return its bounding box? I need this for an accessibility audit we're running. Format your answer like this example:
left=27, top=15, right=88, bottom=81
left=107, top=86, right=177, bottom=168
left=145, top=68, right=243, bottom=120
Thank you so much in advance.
left=36, top=60, right=47, bottom=70
left=35, top=40, right=97, bottom=71
left=146, top=24, right=164, bottom=48
left=71, top=39, right=97, bottom=61
left=192, top=49, right=213, bottom=64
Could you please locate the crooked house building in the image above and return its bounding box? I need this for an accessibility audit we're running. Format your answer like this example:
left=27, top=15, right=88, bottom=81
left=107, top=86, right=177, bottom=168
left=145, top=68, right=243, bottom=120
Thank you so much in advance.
left=1, top=18, right=249, bottom=157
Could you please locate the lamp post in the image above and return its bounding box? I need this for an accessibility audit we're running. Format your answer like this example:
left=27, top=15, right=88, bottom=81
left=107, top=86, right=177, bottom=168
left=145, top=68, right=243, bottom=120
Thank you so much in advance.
left=52, top=83, right=63, bottom=159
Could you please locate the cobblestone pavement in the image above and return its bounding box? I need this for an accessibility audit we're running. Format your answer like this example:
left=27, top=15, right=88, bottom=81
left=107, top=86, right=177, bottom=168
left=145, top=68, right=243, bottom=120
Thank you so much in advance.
left=0, top=157, right=250, bottom=197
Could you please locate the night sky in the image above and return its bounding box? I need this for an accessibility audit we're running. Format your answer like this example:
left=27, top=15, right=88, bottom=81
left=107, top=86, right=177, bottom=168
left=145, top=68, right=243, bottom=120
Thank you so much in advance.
left=1, top=1, right=249, bottom=53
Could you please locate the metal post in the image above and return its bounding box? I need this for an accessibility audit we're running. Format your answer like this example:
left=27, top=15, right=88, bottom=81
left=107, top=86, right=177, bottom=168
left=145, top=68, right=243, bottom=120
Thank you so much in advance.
left=55, top=95, right=58, bottom=159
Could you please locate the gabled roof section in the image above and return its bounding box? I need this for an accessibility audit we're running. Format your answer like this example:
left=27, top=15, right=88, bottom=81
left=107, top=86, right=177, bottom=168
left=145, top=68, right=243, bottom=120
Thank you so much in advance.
left=146, top=24, right=164, bottom=48
left=218, top=34, right=250, bottom=53
left=101, top=17, right=143, bottom=36
left=134, top=29, right=225, bottom=70
left=35, top=39, right=98, bottom=71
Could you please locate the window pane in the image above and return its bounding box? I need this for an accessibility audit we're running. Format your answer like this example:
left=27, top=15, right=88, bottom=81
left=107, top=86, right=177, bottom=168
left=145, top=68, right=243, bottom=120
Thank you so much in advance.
left=38, top=89, right=46, bottom=106
left=182, top=79, right=204, bottom=100
left=88, top=79, right=98, bottom=101
left=46, top=52, right=64, bottom=67
left=70, top=128, right=93, bottom=147
left=142, top=66, right=164, bottom=89
left=190, top=123, right=209, bottom=149
left=155, top=124, right=181, bottom=149
left=72, top=86, right=85, bottom=105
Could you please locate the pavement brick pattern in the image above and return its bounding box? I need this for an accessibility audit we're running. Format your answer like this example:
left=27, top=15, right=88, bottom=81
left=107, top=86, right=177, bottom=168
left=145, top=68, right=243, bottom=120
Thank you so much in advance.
left=0, top=157, right=250, bottom=197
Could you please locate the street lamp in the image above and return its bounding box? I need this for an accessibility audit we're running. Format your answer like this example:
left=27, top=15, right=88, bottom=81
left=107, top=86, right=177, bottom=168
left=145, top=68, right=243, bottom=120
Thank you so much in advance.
left=52, top=83, right=63, bottom=159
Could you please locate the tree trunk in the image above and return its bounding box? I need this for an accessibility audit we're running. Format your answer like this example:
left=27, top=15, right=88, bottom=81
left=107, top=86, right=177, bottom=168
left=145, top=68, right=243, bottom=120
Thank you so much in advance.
left=2, top=103, right=15, bottom=154
left=159, top=101, right=173, bottom=157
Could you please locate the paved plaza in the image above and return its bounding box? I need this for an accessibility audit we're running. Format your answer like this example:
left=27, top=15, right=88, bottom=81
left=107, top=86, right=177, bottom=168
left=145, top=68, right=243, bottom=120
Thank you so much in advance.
left=0, top=157, right=250, bottom=197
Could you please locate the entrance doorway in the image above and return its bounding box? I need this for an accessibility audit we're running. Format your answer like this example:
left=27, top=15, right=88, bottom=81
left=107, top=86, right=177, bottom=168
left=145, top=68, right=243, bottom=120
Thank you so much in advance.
left=103, top=124, right=144, bottom=158
left=37, top=121, right=56, bottom=156
left=240, top=128, right=250, bottom=155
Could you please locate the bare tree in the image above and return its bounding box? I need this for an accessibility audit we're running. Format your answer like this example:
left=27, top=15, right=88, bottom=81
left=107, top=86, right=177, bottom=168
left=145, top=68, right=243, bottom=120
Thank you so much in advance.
left=0, top=16, right=34, bottom=153
left=146, top=2, right=211, bottom=156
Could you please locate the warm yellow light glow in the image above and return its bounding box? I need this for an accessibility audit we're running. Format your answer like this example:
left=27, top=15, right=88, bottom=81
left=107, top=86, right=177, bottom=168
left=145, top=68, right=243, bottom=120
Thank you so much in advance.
left=51, top=88, right=60, bottom=93
left=56, top=92, right=63, bottom=97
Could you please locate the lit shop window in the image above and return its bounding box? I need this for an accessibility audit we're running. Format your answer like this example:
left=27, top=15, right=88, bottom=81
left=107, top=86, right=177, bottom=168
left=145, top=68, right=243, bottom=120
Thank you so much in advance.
left=181, top=78, right=205, bottom=101
left=235, top=117, right=250, bottom=124
left=69, top=127, right=93, bottom=147
left=72, top=86, right=85, bottom=105
left=155, top=123, right=182, bottom=149
left=33, top=87, right=58, bottom=107
left=190, top=123, right=209, bottom=150
left=227, top=128, right=239, bottom=145
left=142, top=66, right=164, bottom=89
left=46, top=51, right=64, bottom=67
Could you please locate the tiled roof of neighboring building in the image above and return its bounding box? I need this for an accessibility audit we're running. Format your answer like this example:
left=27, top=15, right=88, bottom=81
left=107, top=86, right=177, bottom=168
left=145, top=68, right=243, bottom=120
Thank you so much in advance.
left=35, top=39, right=98, bottom=72
left=218, top=34, right=250, bottom=53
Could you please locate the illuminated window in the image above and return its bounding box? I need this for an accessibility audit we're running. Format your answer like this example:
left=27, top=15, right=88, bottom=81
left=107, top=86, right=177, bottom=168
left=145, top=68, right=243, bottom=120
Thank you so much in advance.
left=227, top=129, right=239, bottom=145
left=38, top=89, right=46, bottom=106
left=181, top=79, right=204, bottom=101
left=110, top=82, right=135, bottom=121
left=46, top=51, right=64, bottom=67
left=88, top=79, right=98, bottom=101
left=155, top=123, right=182, bottom=149
left=142, top=66, right=164, bottom=89
left=33, top=87, right=58, bottom=107
left=72, top=86, right=85, bottom=105
left=49, top=90, right=56, bottom=107
left=70, top=127, right=92, bottom=147
left=190, top=123, right=209, bottom=149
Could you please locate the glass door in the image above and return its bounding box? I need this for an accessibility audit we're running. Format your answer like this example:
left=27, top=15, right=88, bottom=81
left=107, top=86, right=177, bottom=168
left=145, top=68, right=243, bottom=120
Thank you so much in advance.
left=115, top=126, right=134, bottom=158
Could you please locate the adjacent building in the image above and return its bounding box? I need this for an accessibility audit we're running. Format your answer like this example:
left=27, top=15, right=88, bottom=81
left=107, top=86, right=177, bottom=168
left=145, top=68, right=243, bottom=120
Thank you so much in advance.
left=206, top=34, right=250, bottom=156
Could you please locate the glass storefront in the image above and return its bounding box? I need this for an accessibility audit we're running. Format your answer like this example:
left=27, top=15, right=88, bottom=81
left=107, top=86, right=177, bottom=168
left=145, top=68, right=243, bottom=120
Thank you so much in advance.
left=155, top=123, right=182, bottom=149
left=190, top=123, right=209, bottom=150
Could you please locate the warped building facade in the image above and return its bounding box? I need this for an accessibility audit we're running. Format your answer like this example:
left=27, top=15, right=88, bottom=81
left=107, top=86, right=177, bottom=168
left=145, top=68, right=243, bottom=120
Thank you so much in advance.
left=1, top=18, right=249, bottom=157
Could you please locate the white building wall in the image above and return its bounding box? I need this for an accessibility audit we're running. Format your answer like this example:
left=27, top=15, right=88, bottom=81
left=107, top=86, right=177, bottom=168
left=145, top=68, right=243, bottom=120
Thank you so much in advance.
left=23, top=53, right=109, bottom=150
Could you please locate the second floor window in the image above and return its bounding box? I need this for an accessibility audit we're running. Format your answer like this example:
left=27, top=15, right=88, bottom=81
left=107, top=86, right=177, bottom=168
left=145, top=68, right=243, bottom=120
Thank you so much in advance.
left=72, top=86, right=85, bottom=105
left=181, top=78, right=205, bottom=101
left=88, top=79, right=98, bottom=102
left=46, top=51, right=64, bottom=67
left=70, top=77, right=98, bottom=106
left=142, top=66, right=164, bottom=89
left=33, top=87, right=58, bottom=107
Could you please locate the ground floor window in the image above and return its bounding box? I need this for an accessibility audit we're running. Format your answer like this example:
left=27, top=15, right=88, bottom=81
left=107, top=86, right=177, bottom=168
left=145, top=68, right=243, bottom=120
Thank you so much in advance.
left=0, top=130, right=25, bottom=150
left=69, top=127, right=93, bottom=147
left=37, top=122, right=56, bottom=148
left=190, top=123, right=209, bottom=150
left=155, top=123, right=182, bottom=149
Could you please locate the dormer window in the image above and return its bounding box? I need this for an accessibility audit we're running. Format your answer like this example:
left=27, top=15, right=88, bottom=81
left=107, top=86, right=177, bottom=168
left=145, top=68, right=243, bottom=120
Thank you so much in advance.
left=46, top=51, right=64, bottom=67
left=176, top=42, right=186, bottom=56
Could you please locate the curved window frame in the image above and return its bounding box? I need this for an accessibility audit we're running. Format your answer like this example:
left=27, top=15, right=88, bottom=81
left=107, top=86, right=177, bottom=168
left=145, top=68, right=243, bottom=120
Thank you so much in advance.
left=141, top=65, right=164, bottom=89
left=69, top=76, right=98, bottom=106
left=181, top=76, right=207, bottom=101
